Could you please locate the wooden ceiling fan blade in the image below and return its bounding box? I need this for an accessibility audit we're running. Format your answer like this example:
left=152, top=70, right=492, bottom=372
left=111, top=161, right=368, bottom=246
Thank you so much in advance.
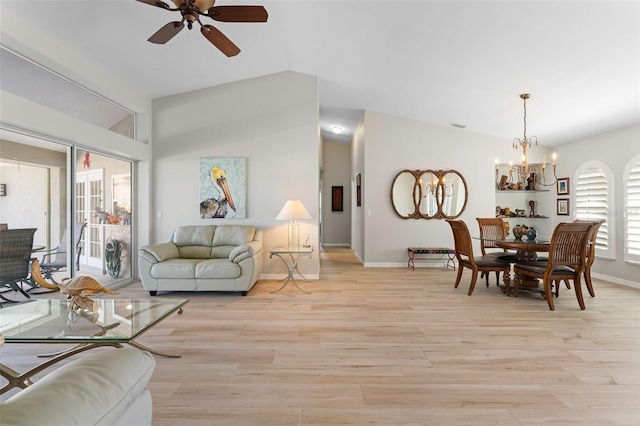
left=136, top=0, right=172, bottom=11
left=201, top=25, right=241, bottom=57
left=148, top=21, right=185, bottom=44
left=207, top=6, right=268, bottom=22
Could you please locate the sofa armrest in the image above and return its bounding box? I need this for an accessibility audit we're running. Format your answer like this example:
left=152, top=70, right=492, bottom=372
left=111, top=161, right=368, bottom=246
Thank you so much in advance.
left=229, top=241, right=262, bottom=263
left=139, top=242, right=179, bottom=263
left=1, top=348, right=155, bottom=426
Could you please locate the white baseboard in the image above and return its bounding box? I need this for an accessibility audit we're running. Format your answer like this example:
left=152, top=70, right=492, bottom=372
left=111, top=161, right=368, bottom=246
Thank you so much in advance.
left=592, top=272, right=640, bottom=289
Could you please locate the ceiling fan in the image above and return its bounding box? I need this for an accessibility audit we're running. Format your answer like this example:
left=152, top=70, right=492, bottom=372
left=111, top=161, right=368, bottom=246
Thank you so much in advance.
left=136, top=0, right=268, bottom=57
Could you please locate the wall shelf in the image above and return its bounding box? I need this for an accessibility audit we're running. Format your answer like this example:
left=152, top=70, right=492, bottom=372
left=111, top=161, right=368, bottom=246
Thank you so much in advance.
left=496, top=190, right=550, bottom=193
left=496, top=215, right=548, bottom=219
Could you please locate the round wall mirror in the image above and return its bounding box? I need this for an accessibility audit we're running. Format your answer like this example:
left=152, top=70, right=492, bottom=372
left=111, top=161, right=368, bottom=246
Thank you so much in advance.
left=391, top=169, right=468, bottom=220
left=440, top=170, right=468, bottom=219
left=391, top=170, right=419, bottom=219
left=417, top=170, right=439, bottom=218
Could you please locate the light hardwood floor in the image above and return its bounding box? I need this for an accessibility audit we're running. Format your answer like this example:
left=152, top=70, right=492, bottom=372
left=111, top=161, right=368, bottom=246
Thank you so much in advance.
left=2, top=247, right=639, bottom=425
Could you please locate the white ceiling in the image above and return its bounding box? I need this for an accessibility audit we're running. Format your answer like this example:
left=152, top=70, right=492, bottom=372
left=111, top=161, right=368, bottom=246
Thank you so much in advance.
left=1, top=0, right=638, bottom=145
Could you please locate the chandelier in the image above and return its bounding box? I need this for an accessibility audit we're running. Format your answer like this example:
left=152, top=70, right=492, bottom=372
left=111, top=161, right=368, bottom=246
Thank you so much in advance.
left=513, top=94, right=537, bottom=167
left=497, top=93, right=558, bottom=190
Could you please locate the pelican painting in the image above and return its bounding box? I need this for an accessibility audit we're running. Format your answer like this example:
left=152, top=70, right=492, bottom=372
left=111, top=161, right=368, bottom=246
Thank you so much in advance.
left=200, top=158, right=246, bottom=218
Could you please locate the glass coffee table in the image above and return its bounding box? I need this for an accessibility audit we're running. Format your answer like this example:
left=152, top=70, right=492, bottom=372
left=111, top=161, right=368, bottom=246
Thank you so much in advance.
left=0, top=298, right=187, bottom=394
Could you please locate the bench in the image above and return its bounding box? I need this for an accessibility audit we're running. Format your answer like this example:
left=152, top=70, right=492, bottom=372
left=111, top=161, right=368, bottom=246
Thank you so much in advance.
left=407, top=247, right=456, bottom=270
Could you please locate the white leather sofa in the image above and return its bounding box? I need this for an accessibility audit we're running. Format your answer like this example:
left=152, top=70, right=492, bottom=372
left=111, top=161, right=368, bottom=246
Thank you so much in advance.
left=138, top=225, right=263, bottom=296
left=0, top=348, right=156, bottom=426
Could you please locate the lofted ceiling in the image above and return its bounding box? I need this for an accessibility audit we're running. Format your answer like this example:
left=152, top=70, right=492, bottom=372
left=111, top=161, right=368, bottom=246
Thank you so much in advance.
left=0, top=0, right=638, bottom=146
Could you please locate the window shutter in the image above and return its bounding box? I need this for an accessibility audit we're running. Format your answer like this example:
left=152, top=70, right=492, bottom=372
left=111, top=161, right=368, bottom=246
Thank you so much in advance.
left=575, top=167, right=608, bottom=252
left=626, top=162, right=640, bottom=262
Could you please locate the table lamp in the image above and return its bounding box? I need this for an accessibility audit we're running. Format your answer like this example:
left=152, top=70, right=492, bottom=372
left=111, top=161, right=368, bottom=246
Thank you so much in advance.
left=276, top=200, right=312, bottom=249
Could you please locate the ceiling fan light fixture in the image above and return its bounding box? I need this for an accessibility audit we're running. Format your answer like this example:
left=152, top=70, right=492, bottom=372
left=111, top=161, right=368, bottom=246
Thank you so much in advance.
left=138, top=0, right=267, bottom=56
left=171, top=0, right=215, bottom=10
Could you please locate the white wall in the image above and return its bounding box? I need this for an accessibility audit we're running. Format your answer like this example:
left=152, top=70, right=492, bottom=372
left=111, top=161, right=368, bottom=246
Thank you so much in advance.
left=351, top=115, right=365, bottom=261
left=150, top=71, right=320, bottom=278
left=555, top=125, right=640, bottom=287
left=361, top=110, right=554, bottom=266
left=0, top=139, right=66, bottom=247
left=322, top=140, right=351, bottom=246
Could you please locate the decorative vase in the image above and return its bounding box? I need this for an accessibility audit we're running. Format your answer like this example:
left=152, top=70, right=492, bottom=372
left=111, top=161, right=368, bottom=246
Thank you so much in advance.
left=512, top=225, right=525, bottom=240
left=526, top=227, right=537, bottom=240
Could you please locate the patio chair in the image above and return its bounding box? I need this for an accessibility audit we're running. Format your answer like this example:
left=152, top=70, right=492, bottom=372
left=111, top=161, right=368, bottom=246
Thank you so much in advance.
left=446, top=220, right=510, bottom=296
left=39, top=222, right=86, bottom=283
left=514, top=222, right=595, bottom=310
left=0, top=228, right=37, bottom=304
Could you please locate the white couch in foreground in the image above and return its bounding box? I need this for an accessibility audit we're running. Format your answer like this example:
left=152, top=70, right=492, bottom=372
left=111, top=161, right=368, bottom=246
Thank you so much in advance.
left=1, top=348, right=156, bottom=426
left=138, top=225, right=263, bottom=296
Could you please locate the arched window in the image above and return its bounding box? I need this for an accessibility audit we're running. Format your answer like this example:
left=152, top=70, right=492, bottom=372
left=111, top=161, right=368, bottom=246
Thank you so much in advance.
left=624, top=155, right=640, bottom=264
left=574, top=161, right=615, bottom=259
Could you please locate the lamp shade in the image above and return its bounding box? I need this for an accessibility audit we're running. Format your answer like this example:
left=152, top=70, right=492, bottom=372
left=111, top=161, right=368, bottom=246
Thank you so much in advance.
left=276, top=200, right=312, bottom=221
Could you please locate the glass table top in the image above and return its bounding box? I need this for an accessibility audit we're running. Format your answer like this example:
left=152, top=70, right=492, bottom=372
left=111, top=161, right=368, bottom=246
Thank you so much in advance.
left=0, top=298, right=188, bottom=343
left=270, top=246, right=313, bottom=254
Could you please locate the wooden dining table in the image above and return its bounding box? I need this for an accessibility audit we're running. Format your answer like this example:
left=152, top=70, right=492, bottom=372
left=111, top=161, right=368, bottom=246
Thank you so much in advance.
left=494, top=237, right=550, bottom=262
left=488, top=237, right=551, bottom=296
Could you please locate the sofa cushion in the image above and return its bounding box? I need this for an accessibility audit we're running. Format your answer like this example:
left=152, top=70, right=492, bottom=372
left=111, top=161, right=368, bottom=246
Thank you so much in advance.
left=195, top=259, right=241, bottom=279
left=151, top=258, right=201, bottom=279
left=173, top=225, right=216, bottom=247
left=210, top=245, right=235, bottom=259
left=213, top=225, right=255, bottom=247
left=1, top=348, right=155, bottom=426
left=178, top=245, right=213, bottom=259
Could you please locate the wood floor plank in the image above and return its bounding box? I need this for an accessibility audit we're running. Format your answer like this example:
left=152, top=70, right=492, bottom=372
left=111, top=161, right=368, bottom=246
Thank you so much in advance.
left=1, top=247, right=639, bottom=425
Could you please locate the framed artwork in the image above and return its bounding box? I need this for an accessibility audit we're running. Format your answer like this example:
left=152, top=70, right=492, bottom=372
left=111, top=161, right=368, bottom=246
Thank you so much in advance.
left=557, top=198, right=569, bottom=215
left=557, top=178, right=569, bottom=195
left=332, top=186, right=343, bottom=211
left=200, top=157, right=246, bottom=218
left=356, top=173, right=362, bottom=207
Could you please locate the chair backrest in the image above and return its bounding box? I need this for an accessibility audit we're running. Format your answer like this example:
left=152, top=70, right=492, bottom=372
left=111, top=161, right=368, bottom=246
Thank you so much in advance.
left=75, top=221, right=87, bottom=253
left=0, top=228, right=37, bottom=282
left=545, top=222, right=593, bottom=274
left=574, top=219, right=604, bottom=265
left=49, top=222, right=87, bottom=266
left=476, top=217, right=507, bottom=254
left=447, top=219, right=475, bottom=263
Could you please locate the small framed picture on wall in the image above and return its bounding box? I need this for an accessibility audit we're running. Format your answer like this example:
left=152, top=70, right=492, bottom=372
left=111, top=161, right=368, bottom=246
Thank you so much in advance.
left=332, top=186, right=343, bottom=212
left=557, top=178, right=569, bottom=195
left=557, top=198, right=569, bottom=215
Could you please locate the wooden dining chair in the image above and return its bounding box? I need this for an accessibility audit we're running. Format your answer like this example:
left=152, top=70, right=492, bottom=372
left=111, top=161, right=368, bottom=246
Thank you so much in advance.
left=513, top=222, right=594, bottom=310
left=446, top=220, right=510, bottom=295
left=476, top=217, right=515, bottom=286
left=546, top=219, right=604, bottom=298
left=573, top=219, right=604, bottom=297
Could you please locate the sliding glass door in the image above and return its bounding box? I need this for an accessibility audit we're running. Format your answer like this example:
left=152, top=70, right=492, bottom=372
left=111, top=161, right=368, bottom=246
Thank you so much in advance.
left=0, top=131, right=134, bottom=287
